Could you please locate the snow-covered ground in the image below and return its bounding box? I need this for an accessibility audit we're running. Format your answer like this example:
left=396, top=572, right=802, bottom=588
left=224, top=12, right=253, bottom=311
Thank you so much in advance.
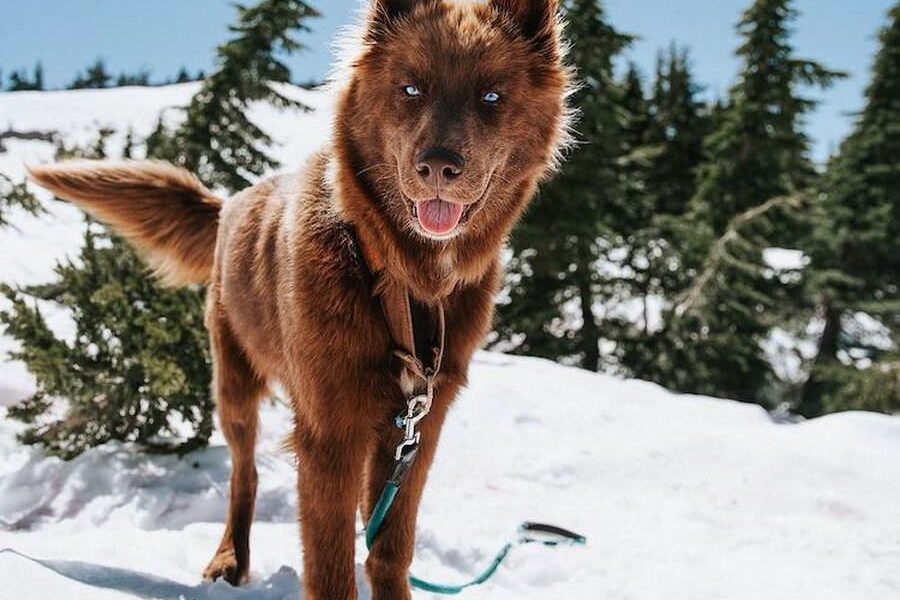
left=2, top=86, right=900, bottom=600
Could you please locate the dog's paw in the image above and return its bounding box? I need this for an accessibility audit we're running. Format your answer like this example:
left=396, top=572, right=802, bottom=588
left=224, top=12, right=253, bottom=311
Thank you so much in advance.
left=203, top=547, right=247, bottom=586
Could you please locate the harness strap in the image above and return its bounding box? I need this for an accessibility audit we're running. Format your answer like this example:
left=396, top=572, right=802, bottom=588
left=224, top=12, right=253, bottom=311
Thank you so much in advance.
left=379, top=279, right=445, bottom=385
left=345, top=222, right=444, bottom=385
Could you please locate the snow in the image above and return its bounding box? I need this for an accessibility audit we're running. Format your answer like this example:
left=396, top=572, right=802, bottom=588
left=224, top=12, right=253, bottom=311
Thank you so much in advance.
left=762, top=326, right=818, bottom=383
left=2, top=355, right=900, bottom=600
left=2, top=85, right=900, bottom=600
left=763, top=247, right=808, bottom=271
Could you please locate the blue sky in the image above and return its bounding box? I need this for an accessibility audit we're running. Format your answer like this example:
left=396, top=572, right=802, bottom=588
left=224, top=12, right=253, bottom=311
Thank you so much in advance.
left=0, top=0, right=893, bottom=162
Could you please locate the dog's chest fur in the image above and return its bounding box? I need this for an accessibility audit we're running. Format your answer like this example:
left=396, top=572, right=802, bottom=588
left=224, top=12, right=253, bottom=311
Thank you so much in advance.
left=212, top=150, right=498, bottom=419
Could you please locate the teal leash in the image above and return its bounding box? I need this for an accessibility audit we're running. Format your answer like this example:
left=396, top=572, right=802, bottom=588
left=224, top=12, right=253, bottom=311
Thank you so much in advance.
left=364, top=393, right=586, bottom=595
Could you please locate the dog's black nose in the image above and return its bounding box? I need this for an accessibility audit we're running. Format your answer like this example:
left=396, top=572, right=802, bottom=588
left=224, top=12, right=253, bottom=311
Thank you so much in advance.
left=415, top=148, right=463, bottom=189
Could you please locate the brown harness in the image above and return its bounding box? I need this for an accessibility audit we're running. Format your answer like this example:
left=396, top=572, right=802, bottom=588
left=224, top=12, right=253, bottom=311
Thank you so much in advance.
left=379, top=282, right=445, bottom=392
left=345, top=224, right=445, bottom=400
left=344, top=223, right=445, bottom=463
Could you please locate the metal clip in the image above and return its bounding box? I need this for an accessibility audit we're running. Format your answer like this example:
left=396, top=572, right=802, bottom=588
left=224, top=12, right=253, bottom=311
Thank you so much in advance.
left=393, top=382, right=434, bottom=461
left=394, top=433, right=420, bottom=460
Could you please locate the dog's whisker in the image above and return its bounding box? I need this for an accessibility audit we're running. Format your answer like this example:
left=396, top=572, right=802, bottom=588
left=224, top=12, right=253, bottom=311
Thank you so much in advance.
left=355, top=163, right=389, bottom=177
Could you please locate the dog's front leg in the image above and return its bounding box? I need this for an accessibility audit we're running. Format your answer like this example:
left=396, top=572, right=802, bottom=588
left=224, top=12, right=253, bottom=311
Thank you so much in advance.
left=294, top=421, right=369, bottom=600
left=363, top=393, right=453, bottom=600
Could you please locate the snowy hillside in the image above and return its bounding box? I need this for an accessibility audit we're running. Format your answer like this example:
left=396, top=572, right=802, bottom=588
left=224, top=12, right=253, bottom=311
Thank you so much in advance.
left=1, top=86, right=899, bottom=600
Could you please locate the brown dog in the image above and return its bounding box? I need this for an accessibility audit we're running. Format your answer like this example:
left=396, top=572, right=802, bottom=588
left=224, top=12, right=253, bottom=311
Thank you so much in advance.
left=27, top=1, right=571, bottom=598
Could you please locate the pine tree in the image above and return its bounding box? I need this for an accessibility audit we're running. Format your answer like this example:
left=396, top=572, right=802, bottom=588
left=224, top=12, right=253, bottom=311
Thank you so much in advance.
left=175, top=67, right=193, bottom=83
left=7, top=69, right=27, bottom=91
left=628, top=0, right=841, bottom=403
left=692, top=0, right=841, bottom=233
left=34, top=62, right=44, bottom=90
left=633, top=193, right=804, bottom=402
left=645, top=45, right=707, bottom=217
left=122, top=128, right=137, bottom=159
left=618, top=46, right=710, bottom=374
left=115, top=70, right=151, bottom=87
left=798, top=3, right=900, bottom=416
left=1, top=229, right=213, bottom=459
left=496, top=0, right=632, bottom=371
left=619, top=63, right=653, bottom=227
left=7, top=63, right=44, bottom=91
left=147, top=0, right=319, bottom=192
left=0, top=174, right=44, bottom=229
left=69, top=58, right=113, bottom=89
left=602, top=63, right=661, bottom=346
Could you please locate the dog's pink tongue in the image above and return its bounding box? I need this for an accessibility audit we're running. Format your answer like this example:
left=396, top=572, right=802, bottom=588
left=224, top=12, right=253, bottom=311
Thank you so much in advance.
left=416, top=199, right=464, bottom=236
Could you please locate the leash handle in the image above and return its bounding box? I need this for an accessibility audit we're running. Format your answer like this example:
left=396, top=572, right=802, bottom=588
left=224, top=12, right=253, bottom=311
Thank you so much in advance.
left=519, top=521, right=587, bottom=546
left=366, top=482, right=586, bottom=595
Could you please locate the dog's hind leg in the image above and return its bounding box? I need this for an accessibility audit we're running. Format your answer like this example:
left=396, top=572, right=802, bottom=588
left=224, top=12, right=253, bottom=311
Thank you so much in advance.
left=202, top=312, right=266, bottom=586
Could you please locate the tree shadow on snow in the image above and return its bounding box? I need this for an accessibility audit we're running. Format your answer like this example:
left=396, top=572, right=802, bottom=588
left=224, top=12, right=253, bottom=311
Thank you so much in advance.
left=0, top=548, right=372, bottom=600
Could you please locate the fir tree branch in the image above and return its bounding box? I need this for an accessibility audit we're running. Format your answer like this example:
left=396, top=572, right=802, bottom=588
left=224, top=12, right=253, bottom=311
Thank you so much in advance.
left=674, top=193, right=803, bottom=317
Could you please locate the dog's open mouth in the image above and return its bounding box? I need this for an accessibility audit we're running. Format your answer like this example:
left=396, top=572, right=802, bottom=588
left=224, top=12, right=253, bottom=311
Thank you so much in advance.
left=409, top=192, right=487, bottom=239
left=413, top=199, right=466, bottom=236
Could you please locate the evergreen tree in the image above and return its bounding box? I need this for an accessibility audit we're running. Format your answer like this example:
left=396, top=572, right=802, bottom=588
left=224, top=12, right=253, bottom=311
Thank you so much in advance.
left=628, top=0, right=841, bottom=403
left=69, top=58, right=113, bottom=89
left=816, top=357, right=900, bottom=415
left=632, top=193, right=804, bottom=402
left=122, top=128, right=137, bottom=159
left=1, top=133, right=213, bottom=459
left=603, top=63, right=660, bottom=345
left=619, top=63, right=653, bottom=226
left=618, top=46, right=710, bottom=373
left=496, top=0, right=632, bottom=371
left=115, top=70, right=151, bottom=87
left=0, top=174, right=44, bottom=229
left=175, top=67, right=193, bottom=83
left=645, top=45, right=707, bottom=217
left=34, top=62, right=44, bottom=90
left=147, top=0, right=319, bottom=192
left=7, top=63, right=44, bottom=91
left=1, top=229, right=213, bottom=459
left=798, top=3, right=900, bottom=416
left=692, top=0, right=841, bottom=233
left=621, top=64, right=650, bottom=152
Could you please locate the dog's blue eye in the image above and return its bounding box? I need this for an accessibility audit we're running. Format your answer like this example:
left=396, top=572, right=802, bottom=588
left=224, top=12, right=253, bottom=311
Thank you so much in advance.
left=483, top=91, right=500, bottom=104
left=403, top=85, right=421, bottom=97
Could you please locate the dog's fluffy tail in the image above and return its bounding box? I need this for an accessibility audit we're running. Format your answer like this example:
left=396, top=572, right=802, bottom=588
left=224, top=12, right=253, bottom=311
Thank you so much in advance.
left=27, top=160, right=222, bottom=286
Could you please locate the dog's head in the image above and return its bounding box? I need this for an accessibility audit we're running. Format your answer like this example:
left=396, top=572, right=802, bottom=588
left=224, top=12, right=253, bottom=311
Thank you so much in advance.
left=337, top=0, right=571, bottom=243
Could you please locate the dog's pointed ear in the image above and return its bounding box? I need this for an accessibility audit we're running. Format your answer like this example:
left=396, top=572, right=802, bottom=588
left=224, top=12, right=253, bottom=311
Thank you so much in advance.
left=366, top=0, right=424, bottom=41
left=491, top=0, right=559, bottom=55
